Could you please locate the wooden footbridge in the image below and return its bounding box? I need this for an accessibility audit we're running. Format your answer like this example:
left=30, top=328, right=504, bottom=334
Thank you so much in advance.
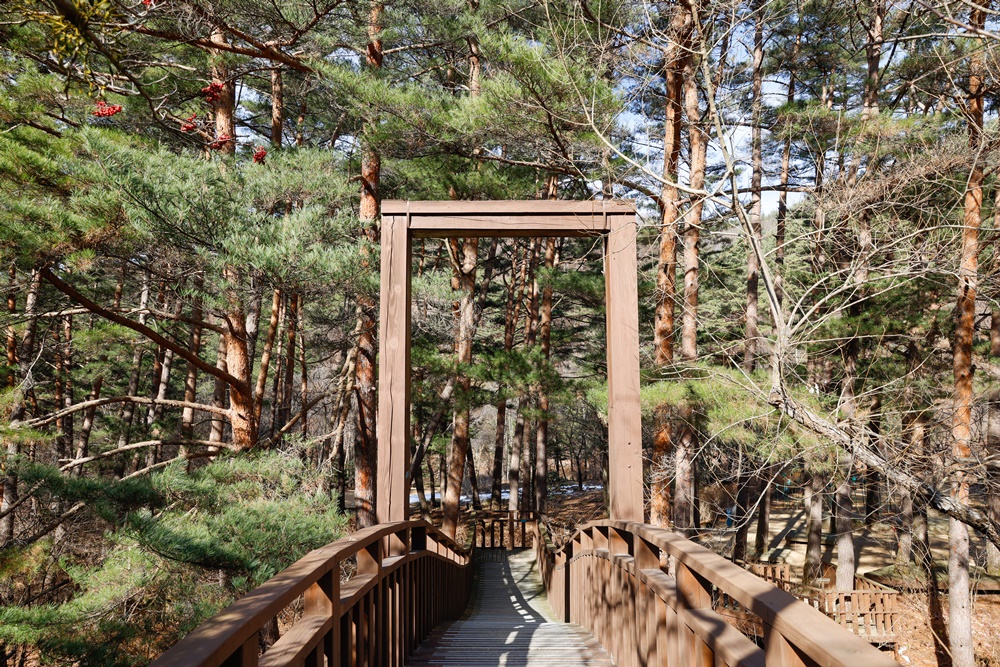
left=150, top=202, right=901, bottom=667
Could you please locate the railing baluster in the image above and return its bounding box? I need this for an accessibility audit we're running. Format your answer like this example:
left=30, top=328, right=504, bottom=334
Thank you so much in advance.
left=221, top=634, right=259, bottom=667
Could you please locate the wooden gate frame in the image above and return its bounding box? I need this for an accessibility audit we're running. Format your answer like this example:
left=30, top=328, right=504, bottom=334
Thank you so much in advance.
left=377, top=200, right=643, bottom=527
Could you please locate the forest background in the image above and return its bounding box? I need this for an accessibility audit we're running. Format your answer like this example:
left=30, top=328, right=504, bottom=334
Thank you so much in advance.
left=1, top=0, right=1000, bottom=664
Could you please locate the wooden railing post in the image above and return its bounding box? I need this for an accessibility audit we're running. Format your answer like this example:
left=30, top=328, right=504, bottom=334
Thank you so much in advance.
left=304, top=569, right=340, bottom=667
left=764, top=623, right=813, bottom=667
left=675, top=561, right=713, bottom=667
left=221, top=635, right=258, bottom=667
left=634, top=537, right=660, bottom=667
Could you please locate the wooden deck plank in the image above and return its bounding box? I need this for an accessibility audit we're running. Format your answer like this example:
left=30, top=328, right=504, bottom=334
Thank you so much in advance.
left=406, top=550, right=615, bottom=667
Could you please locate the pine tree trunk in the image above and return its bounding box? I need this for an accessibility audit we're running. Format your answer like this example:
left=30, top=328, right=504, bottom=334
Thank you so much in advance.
left=118, top=274, right=150, bottom=454
left=899, top=345, right=924, bottom=565
left=533, top=237, right=557, bottom=514
left=732, top=469, right=754, bottom=563
left=864, top=396, right=882, bottom=526
left=743, top=0, right=763, bottom=372
left=74, top=376, right=103, bottom=466
left=467, top=443, right=481, bottom=512
left=353, top=0, right=383, bottom=529
left=672, top=404, right=695, bottom=533
left=271, top=68, right=283, bottom=148
left=650, top=405, right=672, bottom=527
left=949, top=8, right=985, bottom=664
left=278, top=292, right=298, bottom=435
left=5, top=265, right=16, bottom=389
left=56, top=317, right=74, bottom=463
left=209, top=30, right=236, bottom=155
left=834, top=464, right=856, bottom=592
left=507, top=402, right=525, bottom=514
left=653, top=3, right=688, bottom=367
left=443, top=237, right=479, bottom=538
left=253, top=289, right=283, bottom=427
left=774, top=33, right=799, bottom=310
left=804, top=468, right=824, bottom=585
left=492, top=242, right=529, bottom=507
left=209, top=330, right=228, bottom=446
left=752, top=472, right=772, bottom=561
left=181, top=277, right=204, bottom=441
left=680, top=52, right=706, bottom=363
left=507, top=239, right=540, bottom=514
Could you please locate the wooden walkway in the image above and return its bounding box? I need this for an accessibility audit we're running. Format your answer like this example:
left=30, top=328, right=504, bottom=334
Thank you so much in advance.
left=406, top=549, right=615, bottom=667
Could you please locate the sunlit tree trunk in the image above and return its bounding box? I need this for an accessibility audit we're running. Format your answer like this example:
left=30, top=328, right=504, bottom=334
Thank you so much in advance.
left=354, top=0, right=383, bottom=529
left=743, top=0, right=763, bottom=372
left=949, top=8, right=986, bottom=664
left=534, top=237, right=557, bottom=514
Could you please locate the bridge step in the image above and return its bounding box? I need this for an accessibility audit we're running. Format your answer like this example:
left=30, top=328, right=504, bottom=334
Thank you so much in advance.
left=406, top=550, right=615, bottom=667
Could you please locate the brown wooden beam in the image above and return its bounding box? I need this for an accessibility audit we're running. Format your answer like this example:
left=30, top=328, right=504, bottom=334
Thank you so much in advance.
left=377, top=213, right=412, bottom=525
left=604, top=214, right=644, bottom=522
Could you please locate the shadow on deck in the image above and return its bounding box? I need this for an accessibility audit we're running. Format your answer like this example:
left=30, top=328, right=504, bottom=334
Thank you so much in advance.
left=407, top=550, right=614, bottom=667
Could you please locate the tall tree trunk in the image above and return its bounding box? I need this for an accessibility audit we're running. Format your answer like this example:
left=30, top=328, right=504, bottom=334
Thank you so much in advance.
left=210, top=29, right=236, bottom=155
left=803, top=467, right=825, bottom=585
left=732, top=461, right=754, bottom=563
left=653, top=3, right=689, bottom=367
left=209, top=330, right=228, bottom=446
left=353, top=0, right=383, bottom=530
left=898, top=342, right=925, bottom=565
left=118, top=274, right=151, bottom=453
left=672, top=405, right=696, bottom=533
left=743, top=0, right=763, bottom=372
left=277, top=292, right=298, bottom=436
left=752, top=468, right=773, bottom=561
left=834, top=459, right=856, bottom=592
left=5, top=265, right=16, bottom=390
left=950, top=8, right=986, bottom=665
left=680, top=48, right=707, bottom=363
left=271, top=68, right=283, bottom=148
left=442, top=236, right=479, bottom=538
left=253, top=289, right=283, bottom=427
left=492, top=242, right=528, bottom=507
left=534, top=237, right=557, bottom=514
left=73, top=376, right=103, bottom=466
left=650, top=405, right=672, bottom=526
left=987, top=397, right=1000, bottom=574
left=507, top=239, right=540, bottom=513
left=774, top=33, right=799, bottom=311
left=222, top=270, right=257, bottom=452
left=57, top=317, right=74, bottom=463
left=181, top=277, right=204, bottom=441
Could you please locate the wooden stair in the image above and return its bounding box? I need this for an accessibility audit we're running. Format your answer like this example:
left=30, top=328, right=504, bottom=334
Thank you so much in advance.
left=406, top=549, right=615, bottom=667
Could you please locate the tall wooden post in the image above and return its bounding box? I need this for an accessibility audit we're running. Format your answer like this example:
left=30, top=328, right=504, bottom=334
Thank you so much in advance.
left=605, top=214, right=644, bottom=521
left=377, top=212, right=411, bottom=525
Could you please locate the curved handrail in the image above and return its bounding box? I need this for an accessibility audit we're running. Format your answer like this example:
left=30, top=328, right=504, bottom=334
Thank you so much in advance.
left=533, top=519, right=900, bottom=667
left=152, top=520, right=472, bottom=667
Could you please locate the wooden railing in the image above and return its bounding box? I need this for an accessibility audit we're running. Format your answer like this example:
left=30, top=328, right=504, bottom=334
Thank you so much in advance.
left=797, top=587, right=899, bottom=645
left=151, top=520, right=472, bottom=667
left=533, top=519, right=900, bottom=667
left=474, top=510, right=537, bottom=549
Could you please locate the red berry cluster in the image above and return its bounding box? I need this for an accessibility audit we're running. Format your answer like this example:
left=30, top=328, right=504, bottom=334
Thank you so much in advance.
left=180, top=114, right=197, bottom=132
left=252, top=146, right=267, bottom=165
left=201, top=81, right=225, bottom=103
left=142, top=0, right=155, bottom=6
left=208, top=134, right=232, bottom=150
left=93, top=100, right=123, bottom=117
